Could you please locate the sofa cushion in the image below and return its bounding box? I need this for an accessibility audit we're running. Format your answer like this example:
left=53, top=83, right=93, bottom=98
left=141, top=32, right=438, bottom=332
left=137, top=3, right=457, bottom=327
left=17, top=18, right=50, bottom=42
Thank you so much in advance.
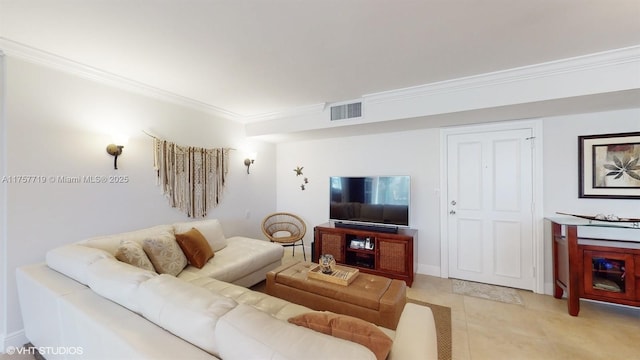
left=177, top=236, right=283, bottom=283
left=142, top=232, right=188, bottom=276
left=173, top=219, right=227, bottom=252
left=115, top=240, right=156, bottom=272
left=46, top=244, right=115, bottom=285
left=189, top=276, right=311, bottom=321
left=215, top=303, right=376, bottom=360
left=136, top=274, right=237, bottom=357
left=175, top=228, right=214, bottom=269
left=86, top=258, right=157, bottom=314
left=288, top=312, right=393, bottom=360
left=78, top=224, right=175, bottom=255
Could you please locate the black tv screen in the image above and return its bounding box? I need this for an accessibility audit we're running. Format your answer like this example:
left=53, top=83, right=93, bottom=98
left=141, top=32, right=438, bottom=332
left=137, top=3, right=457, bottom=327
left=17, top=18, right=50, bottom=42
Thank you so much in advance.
left=329, top=176, right=410, bottom=227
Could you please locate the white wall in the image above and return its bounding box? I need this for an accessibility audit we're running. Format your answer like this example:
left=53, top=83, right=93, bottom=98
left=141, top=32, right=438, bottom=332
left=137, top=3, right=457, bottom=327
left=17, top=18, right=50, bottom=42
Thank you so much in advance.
left=0, top=56, right=276, bottom=349
left=276, top=108, right=640, bottom=293
left=275, top=129, right=442, bottom=274
left=542, top=109, right=640, bottom=218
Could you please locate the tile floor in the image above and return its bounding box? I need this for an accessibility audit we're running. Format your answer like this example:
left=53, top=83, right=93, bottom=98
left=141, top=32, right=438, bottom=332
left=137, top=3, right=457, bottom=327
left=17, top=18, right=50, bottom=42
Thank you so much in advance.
left=283, top=250, right=639, bottom=360
left=408, top=273, right=639, bottom=360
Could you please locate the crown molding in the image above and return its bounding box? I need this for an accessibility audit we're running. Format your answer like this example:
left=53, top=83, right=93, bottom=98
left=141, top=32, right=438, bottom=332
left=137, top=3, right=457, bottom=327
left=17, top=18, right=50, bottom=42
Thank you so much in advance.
left=242, top=102, right=327, bottom=123
left=247, top=45, right=640, bottom=123
left=1, top=37, right=637, bottom=126
left=364, top=45, right=640, bottom=104
left=0, top=38, right=243, bottom=122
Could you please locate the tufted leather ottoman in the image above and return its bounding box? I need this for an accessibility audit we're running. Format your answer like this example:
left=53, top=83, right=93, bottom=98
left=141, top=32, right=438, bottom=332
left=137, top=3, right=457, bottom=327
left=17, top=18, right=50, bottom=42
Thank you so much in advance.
left=266, top=261, right=406, bottom=329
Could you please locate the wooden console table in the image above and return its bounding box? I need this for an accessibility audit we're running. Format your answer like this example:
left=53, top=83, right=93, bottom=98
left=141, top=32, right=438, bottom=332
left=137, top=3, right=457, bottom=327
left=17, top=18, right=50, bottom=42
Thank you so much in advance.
left=313, top=222, right=416, bottom=286
left=549, top=217, right=640, bottom=316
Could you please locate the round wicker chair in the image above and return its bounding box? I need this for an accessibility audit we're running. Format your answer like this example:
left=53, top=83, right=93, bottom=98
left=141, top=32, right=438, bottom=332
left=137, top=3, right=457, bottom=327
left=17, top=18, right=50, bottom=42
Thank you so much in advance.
left=261, top=212, right=307, bottom=260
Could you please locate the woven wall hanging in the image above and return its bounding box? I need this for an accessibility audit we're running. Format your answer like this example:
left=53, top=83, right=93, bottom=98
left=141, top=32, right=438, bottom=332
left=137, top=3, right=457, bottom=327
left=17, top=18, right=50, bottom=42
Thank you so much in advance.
left=152, top=137, right=231, bottom=218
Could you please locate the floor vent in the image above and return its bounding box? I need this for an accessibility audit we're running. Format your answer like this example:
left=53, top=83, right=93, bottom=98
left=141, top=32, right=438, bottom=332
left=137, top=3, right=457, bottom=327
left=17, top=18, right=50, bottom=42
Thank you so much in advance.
left=330, top=102, right=362, bottom=121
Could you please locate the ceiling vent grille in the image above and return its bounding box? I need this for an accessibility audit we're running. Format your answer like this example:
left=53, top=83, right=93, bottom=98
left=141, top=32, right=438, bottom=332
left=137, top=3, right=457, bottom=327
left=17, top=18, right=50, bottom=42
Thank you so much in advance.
left=330, top=102, right=362, bottom=121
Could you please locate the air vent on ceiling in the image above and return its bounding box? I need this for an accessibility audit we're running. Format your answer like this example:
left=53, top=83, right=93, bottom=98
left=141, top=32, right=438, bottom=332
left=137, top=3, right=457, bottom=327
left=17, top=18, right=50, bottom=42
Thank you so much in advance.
left=330, top=102, right=362, bottom=121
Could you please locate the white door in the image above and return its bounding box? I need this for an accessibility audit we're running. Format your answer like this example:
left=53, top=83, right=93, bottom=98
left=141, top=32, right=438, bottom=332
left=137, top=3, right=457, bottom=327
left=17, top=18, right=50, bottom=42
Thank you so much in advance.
left=447, top=128, right=534, bottom=290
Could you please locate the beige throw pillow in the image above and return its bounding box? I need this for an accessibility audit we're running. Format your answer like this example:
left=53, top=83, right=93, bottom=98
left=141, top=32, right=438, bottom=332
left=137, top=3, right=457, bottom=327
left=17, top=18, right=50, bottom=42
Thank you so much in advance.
left=288, top=312, right=393, bottom=360
left=142, top=232, right=188, bottom=276
left=115, top=240, right=156, bottom=272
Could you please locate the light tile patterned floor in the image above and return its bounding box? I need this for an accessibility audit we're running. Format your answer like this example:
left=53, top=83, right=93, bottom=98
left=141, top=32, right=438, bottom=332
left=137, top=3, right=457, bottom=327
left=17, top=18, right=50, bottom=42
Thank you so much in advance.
left=408, top=273, right=640, bottom=360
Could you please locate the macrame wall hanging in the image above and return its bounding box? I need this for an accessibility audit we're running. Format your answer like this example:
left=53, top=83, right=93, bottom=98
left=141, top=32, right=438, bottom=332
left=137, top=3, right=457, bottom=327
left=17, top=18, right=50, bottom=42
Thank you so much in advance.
left=151, top=136, right=231, bottom=218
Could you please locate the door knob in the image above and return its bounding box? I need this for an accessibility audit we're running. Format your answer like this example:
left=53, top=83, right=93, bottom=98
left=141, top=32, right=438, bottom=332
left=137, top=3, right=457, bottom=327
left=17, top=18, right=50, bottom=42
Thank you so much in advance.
left=451, top=200, right=457, bottom=205
left=449, top=210, right=456, bottom=215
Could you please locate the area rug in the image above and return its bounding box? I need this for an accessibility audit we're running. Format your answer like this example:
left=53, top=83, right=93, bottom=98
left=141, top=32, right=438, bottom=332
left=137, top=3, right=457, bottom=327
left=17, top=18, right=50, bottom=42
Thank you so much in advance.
left=452, top=279, right=523, bottom=305
left=406, top=298, right=452, bottom=360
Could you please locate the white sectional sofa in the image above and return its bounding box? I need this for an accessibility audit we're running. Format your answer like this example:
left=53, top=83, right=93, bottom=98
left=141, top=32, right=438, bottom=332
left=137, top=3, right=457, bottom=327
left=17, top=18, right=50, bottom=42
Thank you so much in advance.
left=75, top=219, right=284, bottom=287
left=16, top=219, right=438, bottom=360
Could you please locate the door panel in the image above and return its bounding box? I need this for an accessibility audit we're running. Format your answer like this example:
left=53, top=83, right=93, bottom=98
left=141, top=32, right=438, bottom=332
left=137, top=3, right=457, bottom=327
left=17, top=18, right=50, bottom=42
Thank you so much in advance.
left=457, top=219, right=483, bottom=273
left=377, top=238, right=408, bottom=274
left=457, top=141, right=483, bottom=210
left=494, top=220, right=522, bottom=278
left=320, top=232, right=345, bottom=263
left=493, top=139, right=521, bottom=211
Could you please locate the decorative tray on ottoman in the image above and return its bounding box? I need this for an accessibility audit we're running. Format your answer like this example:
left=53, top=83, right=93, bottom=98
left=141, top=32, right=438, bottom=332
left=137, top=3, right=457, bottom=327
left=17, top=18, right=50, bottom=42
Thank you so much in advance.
left=307, top=264, right=359, bottom=286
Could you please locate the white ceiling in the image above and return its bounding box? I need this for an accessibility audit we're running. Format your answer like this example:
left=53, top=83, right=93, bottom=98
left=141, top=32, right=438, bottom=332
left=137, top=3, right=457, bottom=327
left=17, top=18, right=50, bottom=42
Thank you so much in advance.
left=1, top=0, right=640, bottom=120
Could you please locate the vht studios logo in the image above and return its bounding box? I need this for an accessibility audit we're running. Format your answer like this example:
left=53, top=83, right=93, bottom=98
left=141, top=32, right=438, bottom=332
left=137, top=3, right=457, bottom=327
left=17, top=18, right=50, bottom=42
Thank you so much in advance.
left=5, top=345, right=84, bottom=356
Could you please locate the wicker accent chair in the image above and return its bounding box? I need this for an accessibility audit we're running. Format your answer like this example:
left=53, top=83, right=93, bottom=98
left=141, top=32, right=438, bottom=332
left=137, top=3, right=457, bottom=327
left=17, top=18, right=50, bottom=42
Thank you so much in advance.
left=261, top=212, right=307, bottom=260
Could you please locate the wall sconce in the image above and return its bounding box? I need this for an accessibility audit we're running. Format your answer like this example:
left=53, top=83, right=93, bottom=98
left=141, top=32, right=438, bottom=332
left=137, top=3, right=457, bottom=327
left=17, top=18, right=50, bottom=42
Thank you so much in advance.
left=106, top=144, right=124, bottom=169
left=244, top=152, right=257, bottom=174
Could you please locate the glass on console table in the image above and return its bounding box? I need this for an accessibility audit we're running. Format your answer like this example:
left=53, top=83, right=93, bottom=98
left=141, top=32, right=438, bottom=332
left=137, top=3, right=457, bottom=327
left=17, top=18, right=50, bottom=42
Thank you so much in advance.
left=546, top=216, right=640, bottom=229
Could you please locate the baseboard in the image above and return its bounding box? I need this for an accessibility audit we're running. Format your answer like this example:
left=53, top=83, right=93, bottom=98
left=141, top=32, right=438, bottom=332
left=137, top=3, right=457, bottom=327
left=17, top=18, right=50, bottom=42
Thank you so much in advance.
left=417, top=264, right=441, bottom=277
left=543, top=282, right=555, bottom=296
left=1, top=329, right=28, bottom=354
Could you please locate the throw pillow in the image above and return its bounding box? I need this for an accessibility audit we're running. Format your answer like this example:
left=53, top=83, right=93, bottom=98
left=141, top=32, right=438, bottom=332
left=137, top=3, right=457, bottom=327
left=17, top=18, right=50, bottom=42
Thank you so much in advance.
left=142, top=232, right=188, bottom=276
left=175, top=228, right=214, bottom=268
left=288, top=312, right=393, bottom=360
left=173, top=219, right=227, bottom=252
left=115, top=240, right=156, bottom=272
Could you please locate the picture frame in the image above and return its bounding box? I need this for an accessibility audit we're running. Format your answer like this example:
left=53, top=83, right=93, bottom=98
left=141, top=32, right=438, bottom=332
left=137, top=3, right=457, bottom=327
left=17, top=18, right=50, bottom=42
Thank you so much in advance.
left=578, top=131, right=640, bottom=199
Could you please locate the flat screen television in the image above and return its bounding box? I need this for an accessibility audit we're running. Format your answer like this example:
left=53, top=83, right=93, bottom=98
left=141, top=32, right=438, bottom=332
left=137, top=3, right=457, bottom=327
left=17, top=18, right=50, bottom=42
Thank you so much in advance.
left=329, top=176, right=410, bottom=230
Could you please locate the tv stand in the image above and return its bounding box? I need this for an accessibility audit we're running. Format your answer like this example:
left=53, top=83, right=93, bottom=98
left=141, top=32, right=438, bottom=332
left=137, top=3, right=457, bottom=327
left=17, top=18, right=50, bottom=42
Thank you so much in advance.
left=313, top=222, right=417, bottom=286
left=333, top=221, right=399, bottom=234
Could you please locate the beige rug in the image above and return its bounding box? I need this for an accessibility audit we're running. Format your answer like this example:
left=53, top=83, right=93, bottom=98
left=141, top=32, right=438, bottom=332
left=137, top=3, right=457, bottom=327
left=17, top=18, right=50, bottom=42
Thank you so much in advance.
left=452, top=279, right=523, bottom=305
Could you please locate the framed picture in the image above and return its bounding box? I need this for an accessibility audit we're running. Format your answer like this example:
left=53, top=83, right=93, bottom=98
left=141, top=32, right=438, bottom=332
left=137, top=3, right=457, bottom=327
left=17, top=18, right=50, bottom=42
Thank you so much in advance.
left=579, top=132, right=640, bottom=199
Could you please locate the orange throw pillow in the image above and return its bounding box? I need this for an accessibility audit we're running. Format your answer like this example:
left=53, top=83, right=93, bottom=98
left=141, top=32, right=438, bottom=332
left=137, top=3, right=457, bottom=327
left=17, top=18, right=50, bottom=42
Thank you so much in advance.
left=288, top=312, right=393, bottom=360
left=175, top=228, right=214, bottom=268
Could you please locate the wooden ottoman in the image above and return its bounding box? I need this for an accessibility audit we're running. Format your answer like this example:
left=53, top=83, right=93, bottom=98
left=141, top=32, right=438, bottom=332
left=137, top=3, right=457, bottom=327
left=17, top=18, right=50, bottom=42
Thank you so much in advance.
left=266, top=261, right=406, bottom=329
